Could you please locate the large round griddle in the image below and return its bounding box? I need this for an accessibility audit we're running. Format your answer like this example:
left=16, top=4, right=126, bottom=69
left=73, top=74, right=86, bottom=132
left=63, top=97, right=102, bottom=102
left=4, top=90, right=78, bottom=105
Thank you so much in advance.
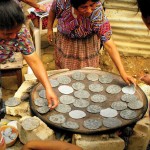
left=30, top=69, right=148, bottom=135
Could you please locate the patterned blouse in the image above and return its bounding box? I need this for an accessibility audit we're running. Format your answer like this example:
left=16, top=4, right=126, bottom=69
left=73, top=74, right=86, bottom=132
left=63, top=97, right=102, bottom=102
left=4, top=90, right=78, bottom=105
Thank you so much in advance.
left=51, top=0, right=112, bottom=41
left=0, top=25, right=35, bottom=63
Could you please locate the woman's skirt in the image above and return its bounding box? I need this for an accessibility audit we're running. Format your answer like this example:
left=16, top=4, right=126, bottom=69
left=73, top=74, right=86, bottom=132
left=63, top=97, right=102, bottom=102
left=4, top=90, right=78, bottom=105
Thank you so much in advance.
left=54, top=32, right=101, bottom=70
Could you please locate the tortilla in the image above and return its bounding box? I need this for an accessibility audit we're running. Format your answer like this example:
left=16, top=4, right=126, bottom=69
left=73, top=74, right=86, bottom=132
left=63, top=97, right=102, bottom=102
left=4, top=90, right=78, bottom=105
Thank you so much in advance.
left=111, top=101, right=127, bottom=111
left=87, top=105, right=102, bottom=113
left=121, top=94, right=138, bottom=103
left=74, top=90, right=90, bottom=99
left=73, top=99, right=90, bottom=108
left=103, top=118, right=122, bottom=128
left=120, top=109, right=137, bottom=120
left=106, top=85, right=121, bottom=94
left=99, top=74, right=113, bottom=84
left=60, top=95, right=75, bottom=104
left=3, top=136, right=13, bottom=144
left=89, top=83, right=104, bottom=92
left=38, top=90, right=46, bottom=98
left=72, top=71, right=85, bottom=80
left=22, top=117, right=40, bottom=131
left=49, top=114, right=66, bottom=124
left=128, top=100, right=143, bottom=110
left=3, top=127, right=12, bottom=137
left=91, top=94, right=107, bottom=103
left=9, top=133, right=17, bottom=140
left=62, top=121, right=79, bottom=130
left=72, top=82, right=85, bottom=90
left=83, top=119, right=102, bottom=130
left=34, top=98, right=48, bottom=107
left=87, top=73, right=99, bottom=81
left=122, top=84, right=135, bottom=94
left=100, top=108, right=118, bottom=118
left=69, top=110, right=86, bottom=119
left=58, top=85, right=74, bottom=94
left=36, top=106, right=50, bottom=114
left=57, top=75, right=71, bottom=84
left=49, top=79, right=59, bottom=87
left=5, top=97, right=21, bottom=107
left=55, top=104, right=71, bottom=113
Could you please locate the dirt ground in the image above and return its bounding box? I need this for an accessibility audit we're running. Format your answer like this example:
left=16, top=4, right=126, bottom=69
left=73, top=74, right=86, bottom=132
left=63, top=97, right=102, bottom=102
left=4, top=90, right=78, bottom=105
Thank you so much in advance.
left=100, top=50, right=150, bottom=81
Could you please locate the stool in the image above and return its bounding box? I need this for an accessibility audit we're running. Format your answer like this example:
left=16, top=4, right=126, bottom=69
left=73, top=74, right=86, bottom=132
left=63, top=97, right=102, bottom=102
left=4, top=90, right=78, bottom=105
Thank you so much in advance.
left=27, top=0, right=57, bottom=57
left=0, top=52, right=23, bottom=87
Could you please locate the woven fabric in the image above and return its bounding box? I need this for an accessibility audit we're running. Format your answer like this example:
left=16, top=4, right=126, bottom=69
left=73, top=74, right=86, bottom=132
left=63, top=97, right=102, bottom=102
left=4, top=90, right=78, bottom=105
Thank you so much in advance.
left=54, top=32, right=101, bottom=70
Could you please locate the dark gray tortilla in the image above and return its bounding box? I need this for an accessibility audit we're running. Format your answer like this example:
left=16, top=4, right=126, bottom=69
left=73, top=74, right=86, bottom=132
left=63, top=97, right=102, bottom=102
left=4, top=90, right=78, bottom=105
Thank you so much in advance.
left=83, top=119, right=102, bottom=130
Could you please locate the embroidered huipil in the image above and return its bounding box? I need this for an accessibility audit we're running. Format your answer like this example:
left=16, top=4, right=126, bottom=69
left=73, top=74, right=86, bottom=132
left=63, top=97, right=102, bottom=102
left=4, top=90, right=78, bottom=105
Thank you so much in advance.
left=0, top=26, right=35, bottom=63
left=51, top=0, right=112, bottom=41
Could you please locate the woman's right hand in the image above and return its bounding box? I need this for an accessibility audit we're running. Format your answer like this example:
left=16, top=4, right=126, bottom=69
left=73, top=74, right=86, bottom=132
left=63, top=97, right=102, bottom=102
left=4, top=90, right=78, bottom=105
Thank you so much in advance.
left=47, top=29, right=53, bottom=44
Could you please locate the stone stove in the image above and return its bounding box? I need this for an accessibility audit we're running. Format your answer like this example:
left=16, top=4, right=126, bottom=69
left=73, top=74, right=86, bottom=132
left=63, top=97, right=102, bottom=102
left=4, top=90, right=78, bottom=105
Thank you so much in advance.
left=5, top=68, right=150, bottom=150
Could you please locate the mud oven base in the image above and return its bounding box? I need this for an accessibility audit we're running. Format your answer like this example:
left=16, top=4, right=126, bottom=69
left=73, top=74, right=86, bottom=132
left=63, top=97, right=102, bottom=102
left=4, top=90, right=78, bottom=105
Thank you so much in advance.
left=6, top=69, right=150, bottom=150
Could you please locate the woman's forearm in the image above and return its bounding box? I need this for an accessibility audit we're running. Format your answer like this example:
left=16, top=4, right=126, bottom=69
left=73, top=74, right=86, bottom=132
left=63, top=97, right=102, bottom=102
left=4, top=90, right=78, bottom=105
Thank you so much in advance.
left=48, top=9, right=56, bottom=30
left=104, top=38, right=125, bottom=74
left=21, top=0, right=40, bottom=9
left=23, top=52, right=52, bottom=91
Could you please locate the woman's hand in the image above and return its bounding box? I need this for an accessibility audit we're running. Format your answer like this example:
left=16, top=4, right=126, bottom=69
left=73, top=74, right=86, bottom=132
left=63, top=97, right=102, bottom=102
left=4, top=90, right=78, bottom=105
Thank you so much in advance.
left=120, top=72, right=136, bottom=86
left=46, top=87, right=59, bottom=109
left=140, top=74, right=150, bottom=85
left=47, top=29, right=53, bottom=44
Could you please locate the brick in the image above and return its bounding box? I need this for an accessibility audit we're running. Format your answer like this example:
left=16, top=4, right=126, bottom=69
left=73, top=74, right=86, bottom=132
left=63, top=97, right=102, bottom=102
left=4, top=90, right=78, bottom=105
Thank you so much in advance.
left=73, top=134, right=125, bottom=150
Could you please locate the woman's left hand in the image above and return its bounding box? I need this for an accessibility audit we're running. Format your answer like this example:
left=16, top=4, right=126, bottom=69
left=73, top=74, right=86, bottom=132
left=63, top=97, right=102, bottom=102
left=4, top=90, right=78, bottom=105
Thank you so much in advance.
left=120, top=72, right=136, bottom=86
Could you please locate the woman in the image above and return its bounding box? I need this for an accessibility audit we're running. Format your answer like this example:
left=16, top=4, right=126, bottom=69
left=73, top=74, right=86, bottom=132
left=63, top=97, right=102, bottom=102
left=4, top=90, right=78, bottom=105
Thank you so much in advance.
left=137, top=0, right=150, bottom=85
left=47, top=0, right=135, bottom=85
left=0, top=0, right=58, bottom=109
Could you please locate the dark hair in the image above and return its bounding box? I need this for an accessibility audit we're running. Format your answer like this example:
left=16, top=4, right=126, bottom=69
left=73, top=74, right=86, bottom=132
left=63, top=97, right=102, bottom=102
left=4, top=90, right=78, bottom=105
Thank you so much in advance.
left=70, top=0, right=99, bottom=9
left=137, top=0, right=150, bottom=18
left=0, top=0, right=25, bottom=30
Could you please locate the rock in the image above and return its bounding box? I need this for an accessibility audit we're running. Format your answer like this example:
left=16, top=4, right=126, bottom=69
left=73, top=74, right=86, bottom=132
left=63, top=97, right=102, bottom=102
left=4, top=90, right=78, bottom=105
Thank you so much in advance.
left=72, top=134, right=125, bottom=150
left=6, top=101, right=31, bottom=117
left=128, top=117, right=150, bottom=150
left=17, top=116, right=55, bottom=144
